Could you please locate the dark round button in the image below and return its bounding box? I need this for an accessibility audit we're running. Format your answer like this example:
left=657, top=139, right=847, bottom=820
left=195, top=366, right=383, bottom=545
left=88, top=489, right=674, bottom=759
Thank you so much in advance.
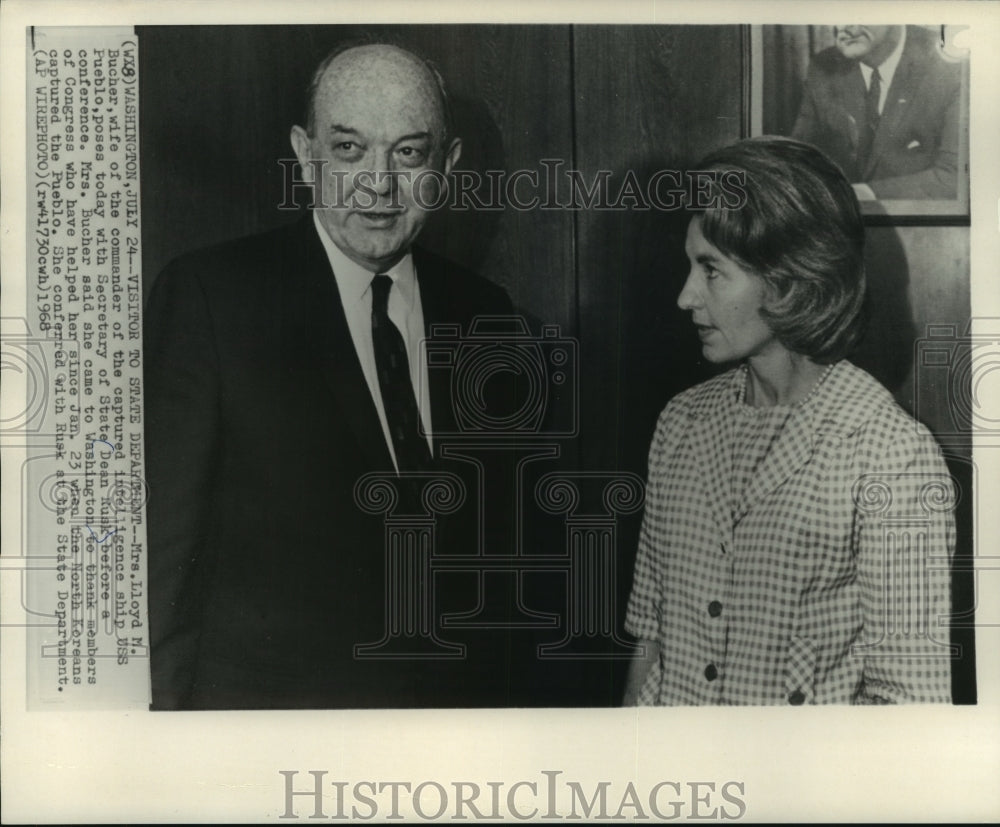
left=788, top=690, right=806, bottom=705
left=704, top=664, right=718, bottom=681
left=708, top=600, right=723, bottom=618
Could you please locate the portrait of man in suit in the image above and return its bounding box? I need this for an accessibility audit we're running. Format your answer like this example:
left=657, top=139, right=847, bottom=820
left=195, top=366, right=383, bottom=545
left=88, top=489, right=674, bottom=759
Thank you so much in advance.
left=143, top=42, right=516, bottom=710
left=790, top=24, right=962, bottom=201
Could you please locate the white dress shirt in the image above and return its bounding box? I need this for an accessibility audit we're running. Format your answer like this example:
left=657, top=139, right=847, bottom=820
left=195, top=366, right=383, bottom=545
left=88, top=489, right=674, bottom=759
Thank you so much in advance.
left=859, top=28, right=906, bottom=114
left=313, top=212, right=433, bottom=469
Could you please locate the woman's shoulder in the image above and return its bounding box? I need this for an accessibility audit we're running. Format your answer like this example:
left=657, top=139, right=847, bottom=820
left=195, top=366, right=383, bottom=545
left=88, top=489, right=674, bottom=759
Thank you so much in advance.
left=646, top=369, right=739, bottom=454
left=815, top=361, right=944, bottom=460
left=815, top=361, right=898, bottom=425
left=661, top=368, right=740, bottom=420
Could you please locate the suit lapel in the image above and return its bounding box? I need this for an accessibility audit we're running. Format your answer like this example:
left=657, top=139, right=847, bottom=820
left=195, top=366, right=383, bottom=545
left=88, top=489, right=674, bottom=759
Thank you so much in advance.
left=414, top=248, right=460, bottom=442
left=733, top=408, right=815, bottom=525
left=283, top=216, right=393, bottom=471
left=687, top=369, right=819, bottom=537
left=867, top=29, right=924, bottom=178
left=689, top=384, right=738, bottom=551
left=837, top=65, right=868, bottom=164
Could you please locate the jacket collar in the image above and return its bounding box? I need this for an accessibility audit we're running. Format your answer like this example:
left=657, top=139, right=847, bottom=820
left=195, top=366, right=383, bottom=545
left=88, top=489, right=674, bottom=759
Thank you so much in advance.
left=683, top=361, right=885, bottom=530
left=285, top=216, right=463, bottom=468
left=285, top=214, right=394, bottom=471
left=864, top=26, right=931, bottom=177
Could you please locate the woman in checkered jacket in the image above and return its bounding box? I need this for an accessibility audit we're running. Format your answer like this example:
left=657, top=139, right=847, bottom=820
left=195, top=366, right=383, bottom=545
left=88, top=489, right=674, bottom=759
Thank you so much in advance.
left=624, top=137, right=954, bottom=705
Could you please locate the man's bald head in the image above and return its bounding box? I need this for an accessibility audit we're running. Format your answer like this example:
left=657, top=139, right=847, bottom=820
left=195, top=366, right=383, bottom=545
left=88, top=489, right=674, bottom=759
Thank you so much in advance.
left=303, top=43, right=453, bottom=147
left=289, top=41, right=463, bottom=272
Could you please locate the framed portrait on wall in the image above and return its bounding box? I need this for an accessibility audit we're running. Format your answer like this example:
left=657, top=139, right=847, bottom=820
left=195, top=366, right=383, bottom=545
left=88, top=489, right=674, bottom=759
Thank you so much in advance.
left=748, top=24, right=970, bottom=223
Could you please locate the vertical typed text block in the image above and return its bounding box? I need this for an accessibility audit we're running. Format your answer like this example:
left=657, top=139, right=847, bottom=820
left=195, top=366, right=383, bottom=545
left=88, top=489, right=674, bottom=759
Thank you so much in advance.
left=23, top=27, right=148, bottom=708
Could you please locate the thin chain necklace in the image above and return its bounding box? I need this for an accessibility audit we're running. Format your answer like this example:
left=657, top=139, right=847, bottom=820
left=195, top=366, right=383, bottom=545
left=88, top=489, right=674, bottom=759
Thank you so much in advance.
left=738, top=361, right=836, bottom=409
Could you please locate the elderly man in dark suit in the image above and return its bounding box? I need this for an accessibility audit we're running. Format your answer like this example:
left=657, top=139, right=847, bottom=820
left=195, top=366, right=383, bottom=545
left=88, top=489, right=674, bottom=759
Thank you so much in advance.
left=791, top=25, right=961, bottom=200
left=144, top=43, right=514, bottom=709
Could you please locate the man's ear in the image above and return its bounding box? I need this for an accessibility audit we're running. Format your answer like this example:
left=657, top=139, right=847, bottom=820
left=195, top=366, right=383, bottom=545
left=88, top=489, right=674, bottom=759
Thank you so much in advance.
left=290, top=125, right=315, bottom=182
left=443, top=137, right=462, bottom=176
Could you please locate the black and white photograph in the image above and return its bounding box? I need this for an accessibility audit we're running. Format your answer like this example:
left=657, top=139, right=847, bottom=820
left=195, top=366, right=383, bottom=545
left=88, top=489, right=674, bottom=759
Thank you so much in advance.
left=138, top=23, right=974, bottom=711
left=2, top=0, right=998, bottom=823
left=752, top=24, right=970, bottom=218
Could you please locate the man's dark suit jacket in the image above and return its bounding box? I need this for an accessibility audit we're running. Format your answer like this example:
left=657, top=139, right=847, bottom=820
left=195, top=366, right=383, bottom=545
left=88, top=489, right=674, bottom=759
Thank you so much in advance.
left=791, top=25, right=962, bottom=199
left=145, top=215, right=515, bottom=710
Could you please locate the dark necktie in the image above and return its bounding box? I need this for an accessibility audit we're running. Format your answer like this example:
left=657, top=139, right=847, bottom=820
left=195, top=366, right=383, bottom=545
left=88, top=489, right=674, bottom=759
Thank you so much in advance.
left=370, top=274, right=431, bottom=472
left=866, top=67, right=882, bottom=128
left=858, top=67, right=882, bottom=173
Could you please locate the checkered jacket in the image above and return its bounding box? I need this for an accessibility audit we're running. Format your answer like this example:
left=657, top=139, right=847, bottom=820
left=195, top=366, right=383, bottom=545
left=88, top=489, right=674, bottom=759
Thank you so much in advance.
left=625, top=361, right=954, bottom=705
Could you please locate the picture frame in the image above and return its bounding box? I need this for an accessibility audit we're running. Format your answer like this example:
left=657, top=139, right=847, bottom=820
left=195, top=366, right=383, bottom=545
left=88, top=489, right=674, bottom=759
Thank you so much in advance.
left=747, top=24, right=970, bottom=224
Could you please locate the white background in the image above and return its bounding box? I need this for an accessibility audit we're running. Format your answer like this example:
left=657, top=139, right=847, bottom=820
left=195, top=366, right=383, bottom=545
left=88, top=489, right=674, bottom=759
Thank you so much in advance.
left=2, top=0, right=999, bottom=822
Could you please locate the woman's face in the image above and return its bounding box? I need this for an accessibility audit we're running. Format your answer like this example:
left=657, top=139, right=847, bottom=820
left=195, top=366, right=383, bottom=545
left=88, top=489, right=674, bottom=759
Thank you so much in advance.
left=678, top=216, right=783, bottom=365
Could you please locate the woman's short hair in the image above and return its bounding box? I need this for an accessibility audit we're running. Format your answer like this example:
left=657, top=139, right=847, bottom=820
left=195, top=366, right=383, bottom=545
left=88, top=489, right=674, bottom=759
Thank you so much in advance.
left=692, top=136, right=867, bottom=363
